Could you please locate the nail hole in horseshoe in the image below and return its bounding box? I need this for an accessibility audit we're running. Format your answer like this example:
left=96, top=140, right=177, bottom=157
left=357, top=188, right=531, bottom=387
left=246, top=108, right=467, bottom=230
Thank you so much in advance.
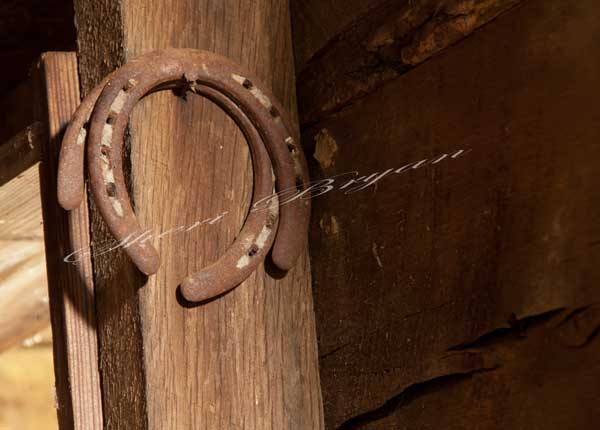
left=106, top=113, right=117, bottom=125
left=106, top=182, right=117, bottom=197
left=269, top=106, right=280, bottom=118
left=57, top=50, right=312, bottom=304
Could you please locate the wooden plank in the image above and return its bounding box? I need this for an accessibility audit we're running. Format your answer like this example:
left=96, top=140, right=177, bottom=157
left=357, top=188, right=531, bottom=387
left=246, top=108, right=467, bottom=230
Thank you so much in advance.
left=343, top=310, right=600, bottom=429
left=35, top=52, right=103, bottom=430
left=0, top=165, right=48, bottom=353
left=73, top=1, right=324, bottom=429
left=298, top=0, right=600, bottom=427
left=0, top=240, right=50, bottom=352
left=0, top=123, right=43, bottom=186
left=292, top=0, right=523, bottom=125
left=290, top=0, right=383, bottom=68
left=0, top=239, right=48, bottom=353
left=0, top=164, right=44, bottom=242
left=0, top=79, right=35, bottom=143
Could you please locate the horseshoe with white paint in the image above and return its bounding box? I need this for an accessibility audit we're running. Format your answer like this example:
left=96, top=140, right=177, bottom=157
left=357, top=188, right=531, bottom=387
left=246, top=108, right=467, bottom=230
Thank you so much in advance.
left=57, top=49, right=310, bottom=303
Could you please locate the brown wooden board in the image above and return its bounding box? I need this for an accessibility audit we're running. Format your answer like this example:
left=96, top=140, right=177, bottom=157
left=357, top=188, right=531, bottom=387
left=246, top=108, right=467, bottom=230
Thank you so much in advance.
left=72, top=0, right=324, bottom=429
left=0, top=165, right=48, bottom=353
left=0, top=123, right=42, bottom=186
left=297, top=0, right=600, bottom=427
left=290, top=0, right=383, bottom=69
left=293, top=0, right=523, bottom=126
left=36, top=52, right=103, bottom=430
left=342, top=308, right=600, bottom=429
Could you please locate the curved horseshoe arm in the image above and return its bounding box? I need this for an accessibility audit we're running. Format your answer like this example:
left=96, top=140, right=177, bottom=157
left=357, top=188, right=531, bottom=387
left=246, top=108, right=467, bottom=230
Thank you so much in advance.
left=57, top=49, right=310, bottom=303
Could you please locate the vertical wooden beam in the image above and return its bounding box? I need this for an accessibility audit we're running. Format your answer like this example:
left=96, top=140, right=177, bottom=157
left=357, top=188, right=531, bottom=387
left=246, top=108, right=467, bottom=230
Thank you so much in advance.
left=36, top=52, right=103, bottom=429
left=73, top=1, right=324, bottom=429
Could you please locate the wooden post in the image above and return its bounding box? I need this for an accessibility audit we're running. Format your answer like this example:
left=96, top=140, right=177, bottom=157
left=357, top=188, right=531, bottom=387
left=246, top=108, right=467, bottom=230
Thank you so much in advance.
left=69, top=1, right=324, bottom=429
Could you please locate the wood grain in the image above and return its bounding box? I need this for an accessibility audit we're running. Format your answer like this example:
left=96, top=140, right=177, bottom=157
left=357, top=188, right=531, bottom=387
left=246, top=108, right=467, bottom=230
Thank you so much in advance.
left=292, top=0, right=523, bottom=125
left=0, top=165, right=48, bottom=353
left=295, top=0, right=600, bottom=427
left=290, top=0, right=383, bottom=69
left=0, top=123, right=42, bottom=186
left=0, top=239, right=48, bottom=353
left=359, top=311, right=600, bottom=429
left=36, top=52, right=103, bottom=430
left=73, top=0, right=324, bottom=429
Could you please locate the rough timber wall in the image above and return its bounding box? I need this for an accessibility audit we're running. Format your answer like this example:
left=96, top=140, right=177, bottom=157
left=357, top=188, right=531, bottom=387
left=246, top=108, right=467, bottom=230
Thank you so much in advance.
left=291, top=0, right=600, bottom=428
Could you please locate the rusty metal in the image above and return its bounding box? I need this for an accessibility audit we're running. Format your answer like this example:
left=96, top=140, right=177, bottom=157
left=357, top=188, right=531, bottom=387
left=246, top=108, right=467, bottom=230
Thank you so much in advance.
left=57, top=49, right=310, bottom=303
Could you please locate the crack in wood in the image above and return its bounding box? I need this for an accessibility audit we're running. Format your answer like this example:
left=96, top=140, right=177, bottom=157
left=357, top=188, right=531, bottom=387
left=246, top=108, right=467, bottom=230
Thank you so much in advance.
left=337, top=367, right=496, bottom=429
left=337, top=305, right=600, bottom=429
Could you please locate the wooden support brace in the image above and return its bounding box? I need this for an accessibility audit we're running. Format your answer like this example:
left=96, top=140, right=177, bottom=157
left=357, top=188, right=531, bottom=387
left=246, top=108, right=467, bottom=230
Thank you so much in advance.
left=0, top=122, right=43, bottom=186
left=35, top=52, right=103, bottom=430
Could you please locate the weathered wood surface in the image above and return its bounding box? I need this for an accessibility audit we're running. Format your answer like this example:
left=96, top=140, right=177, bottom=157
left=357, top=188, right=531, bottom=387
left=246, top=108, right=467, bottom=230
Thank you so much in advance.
left=0, top=84, right=48, bottom=356
left=293, top=0, right=600, bottom=427
left=0, top=166, right=48, bottom=353
left=0, top=239, right=47, bottom=352
left=0, top=123, right=43, bottom=186
left=73, top=0, right=323, bottom=429
left=342, top=307, right=600, bottom=429
left=292, top=0, right=523, bottom=125
left=290, top=0, right=382, bottom=69
left=36, top=52, right=103, bottom=430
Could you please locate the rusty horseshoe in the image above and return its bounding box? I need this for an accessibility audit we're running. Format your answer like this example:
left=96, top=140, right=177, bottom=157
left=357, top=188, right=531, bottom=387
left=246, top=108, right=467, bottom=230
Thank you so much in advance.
left=57, top=49, right=310, bottom=303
